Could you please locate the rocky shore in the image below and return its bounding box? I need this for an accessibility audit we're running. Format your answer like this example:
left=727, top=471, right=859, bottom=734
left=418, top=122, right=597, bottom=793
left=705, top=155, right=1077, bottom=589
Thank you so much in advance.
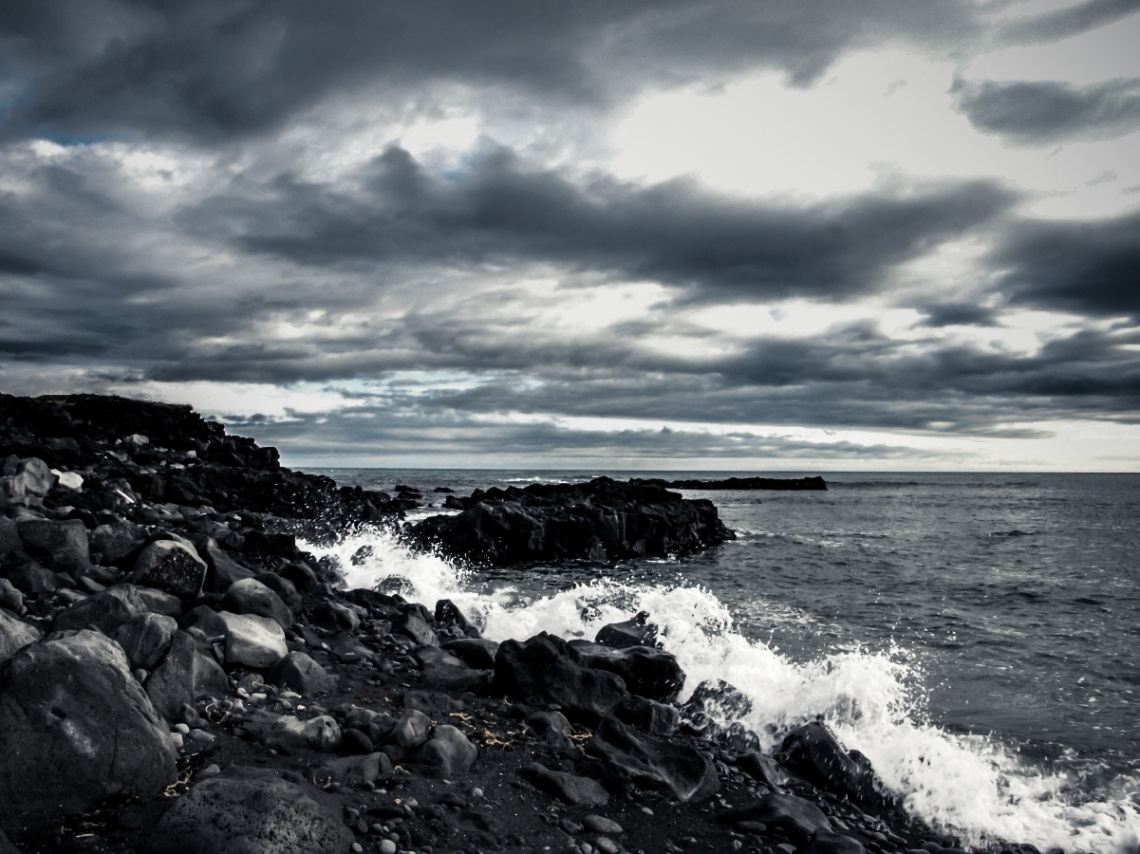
left=0, top=394, right=1033, bottom=854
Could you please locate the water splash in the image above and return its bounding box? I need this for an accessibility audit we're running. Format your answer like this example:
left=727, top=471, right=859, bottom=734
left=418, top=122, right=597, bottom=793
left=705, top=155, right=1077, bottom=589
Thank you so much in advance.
left=301, top=525, right=1140, bottom=854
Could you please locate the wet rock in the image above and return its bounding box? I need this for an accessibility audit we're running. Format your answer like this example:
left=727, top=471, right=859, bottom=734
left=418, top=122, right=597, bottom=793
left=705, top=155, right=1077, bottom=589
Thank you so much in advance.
left=113, top=611, right=178, bottom=671
left=311, top=599, right=361, bottom=632
left=615, top=694, right=680, bottom=735
left=443, top=637, right=499, bottom=669
left=568, top=639, right=685, bottom=702
left=717, top=792, right=833, bottom=846
left=776, top=722, right=886, bottom=806
left=145, top=768, right=354, bottom=854
left=411, top=477, right=734, bottom=565
left=519, top=762, right=610, bottom=806
left=253, top=712, right=343, bottom=753
left=130, top=539, right=207, bottom=600
left=589, top=715, right=719, bottom=803
left=0, top=629, right=177, bottom=815
left=222, top=577, right=294, bottom=630
left=53, top=585, right=148, bottom=634
left=737, top=750, right=790, bottom=790
left=145, top=630, right=230, bottom=721
left=435, top=598, right=480, bottom=637
left=218, top=611, right=289, bottom=668
left=683, top=678, right=754, bottom=721
left=269, top=651, right=337, bottom=695
left=0, top=608, right=41, bottom=663
left=16, top=518, right=89, bottom=576
left=494, top=632, right=627, bottom=724
left=197, top=537, right=255, bottom=592
left=394, top=610, right=438, bottom=647
left=242, top=530, right=299, bottom=560
left=405, top=724, right=478, bottom=778
left=805, top=831, right=867, bottom=854
left=595, top=611, right=659, bottom=649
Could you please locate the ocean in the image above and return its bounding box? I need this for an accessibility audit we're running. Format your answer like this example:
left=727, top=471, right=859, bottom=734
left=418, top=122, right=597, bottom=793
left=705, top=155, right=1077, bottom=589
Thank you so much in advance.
left=304, top=469, right=1140, bottom=853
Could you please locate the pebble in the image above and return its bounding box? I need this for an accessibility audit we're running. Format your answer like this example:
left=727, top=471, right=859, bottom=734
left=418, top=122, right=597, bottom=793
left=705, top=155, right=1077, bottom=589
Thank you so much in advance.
left=173, top=723, right=190, bottom=735
left=351, top=845, right=362, bottom=854
left=379, top=840, right=398, bottom=854
left=583, top=816, right=624, bottom=835
left=595, top=838, right=620, bottom=854
left=169, top=732, right=183, bottom=748
left=639, top=807, right=653, bottom=816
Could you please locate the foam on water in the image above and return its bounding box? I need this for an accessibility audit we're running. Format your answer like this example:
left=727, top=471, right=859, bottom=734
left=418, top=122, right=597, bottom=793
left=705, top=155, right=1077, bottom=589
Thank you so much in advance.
left=302, top=526, right=1140, bottom=854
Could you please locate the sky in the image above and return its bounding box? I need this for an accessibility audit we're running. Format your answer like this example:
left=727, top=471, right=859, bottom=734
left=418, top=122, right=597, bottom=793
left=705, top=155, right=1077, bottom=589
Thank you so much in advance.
left=1, top=1, right=1139, bottom=471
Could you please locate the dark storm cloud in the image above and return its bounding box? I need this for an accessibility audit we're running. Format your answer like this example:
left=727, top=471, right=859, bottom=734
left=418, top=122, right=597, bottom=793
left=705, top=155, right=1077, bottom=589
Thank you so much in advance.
left=996, top=0, right=1140, bottom=44
left=988, top=209, right=1140, bottom=317
left=205, top=146, right=1017, bottom=302
left=2, top=0, right=1122, bottom=143
left=953, top=77, right=1140, bottom=144
left=918, top=303, right=1000, bottom=327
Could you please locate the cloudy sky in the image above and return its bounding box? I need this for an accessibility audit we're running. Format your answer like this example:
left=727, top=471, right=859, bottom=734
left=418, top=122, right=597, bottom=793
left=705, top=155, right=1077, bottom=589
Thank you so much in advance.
left=2, top=1, right=1139, bottom=470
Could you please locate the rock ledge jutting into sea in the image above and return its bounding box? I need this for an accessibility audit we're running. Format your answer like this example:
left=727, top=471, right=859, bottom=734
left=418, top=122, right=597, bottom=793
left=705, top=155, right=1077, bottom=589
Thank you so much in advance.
left=0, top=392, right=1036, bottom=854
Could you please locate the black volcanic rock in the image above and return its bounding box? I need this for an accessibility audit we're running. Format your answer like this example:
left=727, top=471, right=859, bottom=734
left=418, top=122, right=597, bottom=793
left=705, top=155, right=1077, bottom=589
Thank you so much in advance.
left=409, top=476, right=734, bottom=565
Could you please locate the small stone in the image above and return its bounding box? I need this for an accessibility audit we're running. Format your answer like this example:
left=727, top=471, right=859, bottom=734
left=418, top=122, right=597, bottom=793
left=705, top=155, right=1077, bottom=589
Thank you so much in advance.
left=595, top=837, right=620, bottom=854
left=584, top=816, right=624, bottom=835
left=379, top=840, right=398, bottom=854
left=170, top=732, right=184, bottom=748
left=640, top=807, right=653, bottom=815
left=199, top=764, right=221, bottom=778
left=173, top=723, right=190, bottom=735
left=351, top=844, right=363, bottom=853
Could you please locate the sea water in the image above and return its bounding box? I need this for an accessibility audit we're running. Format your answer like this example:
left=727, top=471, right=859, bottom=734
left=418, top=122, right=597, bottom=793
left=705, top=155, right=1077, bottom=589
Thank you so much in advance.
left=303, top=470, right=1140, bottom=853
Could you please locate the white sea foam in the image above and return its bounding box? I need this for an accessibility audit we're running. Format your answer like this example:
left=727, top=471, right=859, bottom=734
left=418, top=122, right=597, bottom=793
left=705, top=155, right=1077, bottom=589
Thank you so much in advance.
left=301, top=526, right=1140, bottom=854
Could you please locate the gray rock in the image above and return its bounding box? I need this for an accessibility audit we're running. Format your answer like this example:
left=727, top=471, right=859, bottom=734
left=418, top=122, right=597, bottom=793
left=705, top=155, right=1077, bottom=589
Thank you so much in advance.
left=0, top=578, right=25, bottom=615
left=222, top=578, right=293, bottom=630
left=394, top=611, right=438, bottom=646
left=0, top=516, right=22, bottom=558
left=197, top=537, right=255, bottom=593
left=442, top=637, right=499, bottom=669
left=218, top=611, right=288, bottom=668
left=737, top=750, right=790, bottom=790
left=405, top=724, right=478, bottom=778
left=320, top=752, right=394, bottom=786
left=89, top=521, right=147, bottom=567
left=595, top=837, right=621, bottom=854
left=716, top=792, right=833, bottom=846
left=145, top=630, right=229, bottom=721
left=131, top=584, right=183, bottom=617
left=595, top=611, right=659, bottom=649
left=311, top=599, right=361, bottom=632
left=329, top=631, right=374, bottom=663
left=146, top=768, right=354, bottom=854
left=54, top=585, right=148, bottom=634
left=519, top=762, right=610, bottom=807
left=269, top=651, right=337, bottom=695
left=776, top=722, right=886, bottom=806
left=589, top=716, right=719, bottom=803
left=387, top=708, right=432, bottom=750
left=114, top=612, right=178, bottom=671
left=256, top=572, right=302, bottom=614
left=805, top=831, right=867, bottom=854
left=569, top=639, right=685, bottom=702
left=615, top=694, right=680, bottom=736
left=131, top=540, right=207, bottom=600
left=248, top=711, right=342, bottom=753
left=3, top=554, right=66, bottom=594
left=0, top=608, right=41, bottom=663
left=0, top=629, right=177, bottom=814
left=583, top=815, right=625, bottom=835
left=17, top=518, right=89, bottom=576
left=4, top=458, right=56, bottom=501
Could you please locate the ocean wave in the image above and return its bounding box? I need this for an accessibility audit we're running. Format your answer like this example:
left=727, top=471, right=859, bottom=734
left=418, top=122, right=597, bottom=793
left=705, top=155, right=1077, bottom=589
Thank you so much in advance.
left=301, top=525, right=1140, bottom=854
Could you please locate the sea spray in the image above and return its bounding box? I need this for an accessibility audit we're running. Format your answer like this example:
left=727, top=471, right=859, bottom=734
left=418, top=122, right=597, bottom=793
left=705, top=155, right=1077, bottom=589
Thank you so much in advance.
left=302, top=525, right=1140, bottom=854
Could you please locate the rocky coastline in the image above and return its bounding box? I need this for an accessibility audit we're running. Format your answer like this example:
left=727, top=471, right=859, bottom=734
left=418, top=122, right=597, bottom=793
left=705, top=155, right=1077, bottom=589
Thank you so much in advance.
left=0, top=393, right=1032, bottom=854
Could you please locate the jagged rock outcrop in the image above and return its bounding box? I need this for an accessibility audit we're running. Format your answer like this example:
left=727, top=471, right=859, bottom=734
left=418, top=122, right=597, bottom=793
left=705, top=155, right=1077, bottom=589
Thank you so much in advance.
left=410, top=476, right=734, bottom=565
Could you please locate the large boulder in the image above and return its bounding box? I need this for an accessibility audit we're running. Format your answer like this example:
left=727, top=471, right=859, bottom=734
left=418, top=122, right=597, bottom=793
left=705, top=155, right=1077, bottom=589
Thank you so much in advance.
left=568, top=640, right=685, bottom=702
left=410, top=477, right=734, bottom=565
left=0, top=609, right=41, bottom=664
left=519, top=763, right=610, bottom=807
left=0, top=629, right=178, bottom=814
left=218, top=611, right=288, bottom=669
left=130, top=540, right=207, bottom=600
left=595, top=611, right=659, bottom=649
left=493, top=632, right=627, bottom=724
left=53, top=585, right=148, bottom=634
left=145, top=630, right=230, bottom=720
left=717, top=792, right=833, bottom=846
left=16, top=518, right=89, bottom=576
left=222, top=578, right=293, bottom=630
left=113, top=612, right=178, bottom=671
left=775, top=722, right=887, bottom=806
left=269, top=651, right=337, bottom=696
left=146, top=768, right=354, bottom=854
left=405, top=724, right=478, bottom=778
left=588, top=716, right=719, bottom=803
left=197, top=537, right=256, bottom=593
